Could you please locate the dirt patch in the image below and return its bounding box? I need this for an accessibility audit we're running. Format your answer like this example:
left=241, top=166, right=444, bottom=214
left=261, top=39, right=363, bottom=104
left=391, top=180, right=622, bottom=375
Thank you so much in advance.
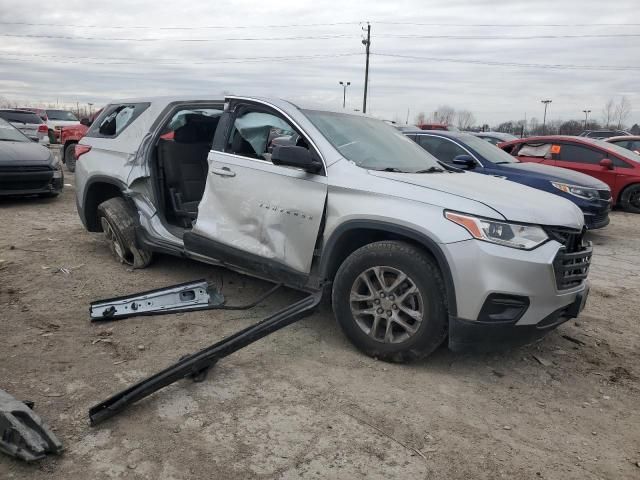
left=1, top=175, right=639, bottom=479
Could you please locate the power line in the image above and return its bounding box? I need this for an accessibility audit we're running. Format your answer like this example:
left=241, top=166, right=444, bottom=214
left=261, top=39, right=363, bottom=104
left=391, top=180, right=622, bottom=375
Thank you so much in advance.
left=0, top=21, right=361, bottom=30
left=0, top=52, right=362, bottom=66
left=372, top=52, right=640, bottom=71
left=2, top=20, right=638, bottom=29
left=374, top=21, right=640, bottom=27
left=0, top=33, right=356, bottom=42
left=379, top=33, right=640, bottom=40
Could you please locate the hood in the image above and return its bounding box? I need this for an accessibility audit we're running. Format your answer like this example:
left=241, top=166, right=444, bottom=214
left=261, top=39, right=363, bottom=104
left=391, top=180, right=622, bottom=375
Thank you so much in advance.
left=368, top=170, right=584, bottom=229
left=48, top=120, right=80, bottom=127
left=503, top=162, right=609, bottom=189
left=0, top=141, right=54, bottom=166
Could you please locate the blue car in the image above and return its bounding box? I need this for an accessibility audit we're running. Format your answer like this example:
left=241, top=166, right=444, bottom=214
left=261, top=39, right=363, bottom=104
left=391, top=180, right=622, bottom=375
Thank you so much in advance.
left=404, top=130, right=611, bottom=229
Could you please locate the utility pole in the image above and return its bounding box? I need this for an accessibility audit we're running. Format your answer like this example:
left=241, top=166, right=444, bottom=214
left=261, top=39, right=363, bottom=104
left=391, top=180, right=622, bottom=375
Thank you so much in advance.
left=541, top=99, right=552, bottom=134
left=362, top=22, right=371, bottom=114
left=339, top=81, right=350, bottom=108
left=583, top=109, right=591, bottom=129
left=406, top=108, right=410, bottom=124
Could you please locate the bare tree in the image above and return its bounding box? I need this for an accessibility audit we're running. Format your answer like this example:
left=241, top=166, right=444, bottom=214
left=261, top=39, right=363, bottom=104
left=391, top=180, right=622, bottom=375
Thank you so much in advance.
left=456, top=110, right=475, bottom=130
left=415, top=112, right=426, bottom=125
left=615, top=96, right=631, bottom=129
left=432, top=105, right=456, bottom=125
left=602, top=98, right=615, bottom=128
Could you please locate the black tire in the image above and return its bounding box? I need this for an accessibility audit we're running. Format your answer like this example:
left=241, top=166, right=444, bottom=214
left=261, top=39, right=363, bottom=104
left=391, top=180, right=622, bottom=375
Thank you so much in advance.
left=64, top=143, right=77, bottom=172
left=331, top=241, right=448, bottom=363
left=96, top=197, right=153, bottom=269
left=620, top=184, right=640, bottom=214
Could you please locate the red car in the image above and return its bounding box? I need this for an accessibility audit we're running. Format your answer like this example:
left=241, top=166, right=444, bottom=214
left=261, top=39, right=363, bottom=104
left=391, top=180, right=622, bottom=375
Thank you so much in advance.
left=500, top=136, right=640, bottom=213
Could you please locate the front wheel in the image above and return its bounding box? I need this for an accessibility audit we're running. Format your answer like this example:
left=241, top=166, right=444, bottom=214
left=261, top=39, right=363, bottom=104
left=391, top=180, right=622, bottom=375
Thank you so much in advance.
left=620, top=184, right=640, bottom=214
left=331, top=241, right=448, bottom=363
left=97, top=197, right=153, bottom=269
left=64, top=143, right=77, bottom=172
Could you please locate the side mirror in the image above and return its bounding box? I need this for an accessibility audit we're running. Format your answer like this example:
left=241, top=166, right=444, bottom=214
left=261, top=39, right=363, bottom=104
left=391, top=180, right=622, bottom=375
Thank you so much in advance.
left=80, top=118, right=91, bottom=127
left=271, top=145, right=322, bottom=173
left=452, top=154, right=476, bottom=169
left=599, top=158, right=614, bottom=170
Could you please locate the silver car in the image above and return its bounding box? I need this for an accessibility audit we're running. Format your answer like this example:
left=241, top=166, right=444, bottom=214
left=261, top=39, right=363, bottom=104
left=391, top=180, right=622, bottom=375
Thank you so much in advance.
left=75, top=96, right=592, bottom=360
left=0, top=109, right=50, bottom=145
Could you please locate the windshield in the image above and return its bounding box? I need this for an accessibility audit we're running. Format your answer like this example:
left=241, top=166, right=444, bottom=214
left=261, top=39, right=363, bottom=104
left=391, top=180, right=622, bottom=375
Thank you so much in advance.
left=302, top=110, right=442, bottom=172
left=458, top=133, right=519, bottom=163
left=0, top=118, right=30, bottom=142
left=46, top=109, right=78, bottom=121
left=592, top=139, right=640, bottom=163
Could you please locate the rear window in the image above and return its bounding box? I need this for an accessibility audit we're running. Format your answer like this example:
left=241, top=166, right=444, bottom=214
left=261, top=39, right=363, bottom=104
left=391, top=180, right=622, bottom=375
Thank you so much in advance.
left=86, top=103, right=150, bottom=138
left=0, top=111, right=43, bottom=125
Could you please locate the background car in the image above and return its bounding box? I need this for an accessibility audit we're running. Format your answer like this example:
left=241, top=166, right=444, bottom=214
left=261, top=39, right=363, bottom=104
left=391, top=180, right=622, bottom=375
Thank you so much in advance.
left=0, top=118, right=63, bottom=197
left=501, top=135, right=640, bottom=213
left=605, top=135, right=640, bottom=155
left=19, top=107, right=80, bottom=143
left=470, top=131, right=518, bottom=145
left=0, top=109, right=49, bottom=145
left=579, top=129, right=630, bottom=139
left=416, top=122, right=457, bottom=131
left=405, top=130, right=612, bottom=229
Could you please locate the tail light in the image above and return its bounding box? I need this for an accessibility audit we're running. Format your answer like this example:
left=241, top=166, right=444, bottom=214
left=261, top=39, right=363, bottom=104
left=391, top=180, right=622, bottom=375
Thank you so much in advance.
left=37, top=124, right=48, bottom=133
left=75, top=144, right=92, bottom=159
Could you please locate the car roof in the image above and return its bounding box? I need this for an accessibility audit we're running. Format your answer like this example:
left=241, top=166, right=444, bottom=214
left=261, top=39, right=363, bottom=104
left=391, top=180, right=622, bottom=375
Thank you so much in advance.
left=401, top=129, right=467, bottom=138
left=606, top=135, right=640, bottom=141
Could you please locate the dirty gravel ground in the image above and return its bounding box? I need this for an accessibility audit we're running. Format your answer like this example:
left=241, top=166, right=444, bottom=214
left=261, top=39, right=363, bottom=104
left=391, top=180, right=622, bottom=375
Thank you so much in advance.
left=1, top=173, right=639, bottom=480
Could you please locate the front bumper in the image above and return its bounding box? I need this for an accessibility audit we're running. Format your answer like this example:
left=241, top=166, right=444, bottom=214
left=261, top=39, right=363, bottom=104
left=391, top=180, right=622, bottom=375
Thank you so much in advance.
left=442, top=238, right=590, bottom=351
left=449, top=284, right=589, bottom=351
left=0, top=167, right=63, bottom=196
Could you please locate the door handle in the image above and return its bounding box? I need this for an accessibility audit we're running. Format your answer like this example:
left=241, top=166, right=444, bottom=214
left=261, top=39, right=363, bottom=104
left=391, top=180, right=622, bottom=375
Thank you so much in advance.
left=211, top=167, right=236, bottom=177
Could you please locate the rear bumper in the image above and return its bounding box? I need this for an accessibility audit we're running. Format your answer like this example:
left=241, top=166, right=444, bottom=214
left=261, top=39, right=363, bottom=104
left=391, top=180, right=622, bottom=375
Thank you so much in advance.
left=449, top=284, right=589, bottom=351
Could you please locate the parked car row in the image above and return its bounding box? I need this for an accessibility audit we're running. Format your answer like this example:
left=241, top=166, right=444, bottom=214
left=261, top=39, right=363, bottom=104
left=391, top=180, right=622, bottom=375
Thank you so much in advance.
left=0, top=118, right=63, bottom=197
left=73, top=95, right=594, bottom=362
left=403, top=130, right=612, bottom=228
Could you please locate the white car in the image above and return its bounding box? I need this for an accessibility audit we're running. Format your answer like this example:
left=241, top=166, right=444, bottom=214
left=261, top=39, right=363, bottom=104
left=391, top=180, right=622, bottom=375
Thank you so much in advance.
left=0, top=109, right=50, bottom=145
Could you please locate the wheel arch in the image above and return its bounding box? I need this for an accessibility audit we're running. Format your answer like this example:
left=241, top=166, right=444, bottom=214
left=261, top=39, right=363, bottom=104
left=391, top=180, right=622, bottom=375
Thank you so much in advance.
left=82, top=177, right=127, bottom=232
left=618, top=181, right=640, bottom=204
left=62, top=140, right=78, bottom=163
left=318, top=220, right=457, bottom=317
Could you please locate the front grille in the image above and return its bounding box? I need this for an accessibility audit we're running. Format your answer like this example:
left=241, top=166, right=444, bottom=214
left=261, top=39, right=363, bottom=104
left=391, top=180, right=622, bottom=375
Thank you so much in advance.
left=598, top=189, right=612, bottom=201
left=546, top=227, right=592, bottom=290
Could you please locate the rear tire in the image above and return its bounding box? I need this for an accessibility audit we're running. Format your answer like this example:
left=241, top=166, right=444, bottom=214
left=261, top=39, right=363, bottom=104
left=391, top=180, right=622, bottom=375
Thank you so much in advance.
left=96, top=197, right=153, bottom=269
left=64, top=143, right=77, bottom=172
left=620, top=184, right=640, bottom=214
left=331, top=241, right=448, bottom=363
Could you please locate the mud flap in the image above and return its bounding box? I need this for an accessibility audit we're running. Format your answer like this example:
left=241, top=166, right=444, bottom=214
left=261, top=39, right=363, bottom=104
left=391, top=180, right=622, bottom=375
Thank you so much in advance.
left=0, top=389, right=63, bottom=462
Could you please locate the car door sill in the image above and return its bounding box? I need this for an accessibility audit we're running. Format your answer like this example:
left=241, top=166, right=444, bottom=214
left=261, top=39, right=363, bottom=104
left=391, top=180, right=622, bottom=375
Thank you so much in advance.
left=183, top=232, right=313, bottom=290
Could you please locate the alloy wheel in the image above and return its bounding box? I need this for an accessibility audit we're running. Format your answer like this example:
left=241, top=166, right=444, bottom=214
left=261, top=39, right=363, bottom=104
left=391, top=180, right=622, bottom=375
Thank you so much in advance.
left=349, top=266, right=424, bottom=344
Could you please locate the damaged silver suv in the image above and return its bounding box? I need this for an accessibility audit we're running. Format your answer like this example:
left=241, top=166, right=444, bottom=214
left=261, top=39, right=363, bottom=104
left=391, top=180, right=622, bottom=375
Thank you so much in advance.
left=75, top=96, right=592, bottom=361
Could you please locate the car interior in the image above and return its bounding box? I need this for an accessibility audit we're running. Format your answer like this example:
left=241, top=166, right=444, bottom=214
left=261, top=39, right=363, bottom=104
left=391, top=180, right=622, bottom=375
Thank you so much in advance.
left=155, top=110, right=222, bottom=228
left=155, top=107, right=312, bottom=230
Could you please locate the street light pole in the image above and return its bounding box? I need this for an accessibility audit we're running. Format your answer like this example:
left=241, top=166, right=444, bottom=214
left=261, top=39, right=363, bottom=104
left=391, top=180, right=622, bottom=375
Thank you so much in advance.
left=541, top=99, right=552, bottom=134
left=583, top=109, right=591, bottom=129
left=339, top=81, right=351, bottom=109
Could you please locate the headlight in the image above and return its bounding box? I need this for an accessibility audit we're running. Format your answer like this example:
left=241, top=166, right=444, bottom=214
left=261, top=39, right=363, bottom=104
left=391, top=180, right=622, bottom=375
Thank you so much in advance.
left=445, top=211, right=548, bottom=250
left=551, top=182, right=600, bottom=201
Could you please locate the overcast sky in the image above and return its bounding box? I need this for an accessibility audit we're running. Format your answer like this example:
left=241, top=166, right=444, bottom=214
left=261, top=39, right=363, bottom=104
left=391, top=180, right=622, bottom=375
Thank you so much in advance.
left=0, top=0, right=638, bottom=127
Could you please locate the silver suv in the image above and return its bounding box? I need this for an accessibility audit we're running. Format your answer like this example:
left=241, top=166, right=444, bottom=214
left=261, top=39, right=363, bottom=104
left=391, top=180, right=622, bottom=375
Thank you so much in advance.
left=75, top=96, right=592, bottom=361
